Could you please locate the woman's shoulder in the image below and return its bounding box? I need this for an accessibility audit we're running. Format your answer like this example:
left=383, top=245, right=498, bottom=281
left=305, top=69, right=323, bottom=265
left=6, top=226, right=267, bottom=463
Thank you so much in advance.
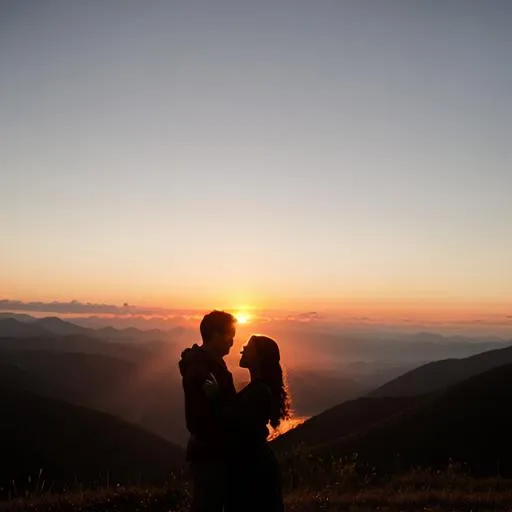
left=239, top=380, right=272, bottom=402
left=236, top=380, right=273, bottom=419
left=239, top=380, right=272, bottom=400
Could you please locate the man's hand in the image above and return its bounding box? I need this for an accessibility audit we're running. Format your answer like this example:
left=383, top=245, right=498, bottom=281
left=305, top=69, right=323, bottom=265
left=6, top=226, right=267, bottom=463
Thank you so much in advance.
left=202, top=372, right=219, bottom=398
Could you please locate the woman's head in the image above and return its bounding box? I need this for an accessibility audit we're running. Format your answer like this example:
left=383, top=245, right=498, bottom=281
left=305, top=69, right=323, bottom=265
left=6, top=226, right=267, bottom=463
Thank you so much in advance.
left=239, top=334, right=281, bottom=369
left=240, top=335, right=291, bottom=428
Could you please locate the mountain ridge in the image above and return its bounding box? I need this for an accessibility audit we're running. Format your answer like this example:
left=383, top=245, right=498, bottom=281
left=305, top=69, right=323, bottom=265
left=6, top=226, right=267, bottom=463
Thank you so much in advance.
left=370, top=342, right=512, bottom=397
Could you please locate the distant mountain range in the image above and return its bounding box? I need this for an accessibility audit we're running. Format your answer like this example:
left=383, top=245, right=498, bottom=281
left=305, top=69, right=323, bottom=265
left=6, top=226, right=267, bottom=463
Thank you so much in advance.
left=0, top=331, right=152, bottom=363
left=0, top=315, right=184, bottom=343
left=285, top=371, right=368, bottom=416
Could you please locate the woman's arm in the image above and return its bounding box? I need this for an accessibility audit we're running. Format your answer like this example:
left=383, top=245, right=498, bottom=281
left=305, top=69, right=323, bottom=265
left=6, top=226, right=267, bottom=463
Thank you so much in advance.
left=205, top=381, right=271, bottom=434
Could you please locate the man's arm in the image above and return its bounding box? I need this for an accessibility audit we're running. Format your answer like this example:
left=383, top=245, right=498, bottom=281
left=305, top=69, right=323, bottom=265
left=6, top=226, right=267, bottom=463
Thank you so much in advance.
left=182, top=362, right=221, bottom=437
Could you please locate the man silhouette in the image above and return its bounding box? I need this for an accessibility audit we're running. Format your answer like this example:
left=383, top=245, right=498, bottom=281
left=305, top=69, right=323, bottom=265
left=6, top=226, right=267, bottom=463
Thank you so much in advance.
left=179, top=310, right=237, bottom=512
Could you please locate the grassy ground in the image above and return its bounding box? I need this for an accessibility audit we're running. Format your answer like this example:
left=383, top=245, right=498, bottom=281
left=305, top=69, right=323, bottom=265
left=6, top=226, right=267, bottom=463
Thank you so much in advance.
left=3, top=485, right=512, bottom=512
left=2, top=463, right=512, bottom=511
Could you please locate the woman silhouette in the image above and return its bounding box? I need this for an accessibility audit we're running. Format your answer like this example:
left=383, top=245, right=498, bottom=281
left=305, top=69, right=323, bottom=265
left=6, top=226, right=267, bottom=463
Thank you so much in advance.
left=205, top=334, right=290, bottom=511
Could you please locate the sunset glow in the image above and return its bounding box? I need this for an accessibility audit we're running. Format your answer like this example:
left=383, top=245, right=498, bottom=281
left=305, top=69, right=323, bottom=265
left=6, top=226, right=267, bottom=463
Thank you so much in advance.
left=234, top=312, right=252, bottom=325
left=1, top=2, right=511, bottom=331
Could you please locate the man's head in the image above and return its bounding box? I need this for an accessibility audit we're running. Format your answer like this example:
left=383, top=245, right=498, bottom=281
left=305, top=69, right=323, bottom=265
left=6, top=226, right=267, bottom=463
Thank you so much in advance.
left=200, top=310, right=236, bottom=358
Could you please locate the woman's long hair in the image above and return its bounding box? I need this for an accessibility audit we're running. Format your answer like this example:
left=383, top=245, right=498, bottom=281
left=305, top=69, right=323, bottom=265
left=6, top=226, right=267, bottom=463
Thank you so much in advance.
left=251, top=335, right=291, bottom=428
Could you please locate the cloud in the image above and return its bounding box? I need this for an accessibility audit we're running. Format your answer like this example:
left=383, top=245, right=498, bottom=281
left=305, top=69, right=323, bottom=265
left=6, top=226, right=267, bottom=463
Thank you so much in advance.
left=0, top=299, right=323, bottom=325
left=0, top=299, right=200, bottom=317
left=285, top=311, right=322, bottom=322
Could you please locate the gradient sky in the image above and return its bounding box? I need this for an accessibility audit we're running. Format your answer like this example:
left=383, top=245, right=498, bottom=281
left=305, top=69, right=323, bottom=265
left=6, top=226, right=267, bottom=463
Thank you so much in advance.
left=1, top=1, right=511, bottom=311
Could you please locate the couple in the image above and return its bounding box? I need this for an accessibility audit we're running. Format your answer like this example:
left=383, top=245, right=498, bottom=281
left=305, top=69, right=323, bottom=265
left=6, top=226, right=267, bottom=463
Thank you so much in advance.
left=179, top=310, right=290, bottom=512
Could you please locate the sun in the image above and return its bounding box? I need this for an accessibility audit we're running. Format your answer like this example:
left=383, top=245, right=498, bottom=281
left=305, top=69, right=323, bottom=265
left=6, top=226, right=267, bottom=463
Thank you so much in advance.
left=234, top=312, right=252, bottom=324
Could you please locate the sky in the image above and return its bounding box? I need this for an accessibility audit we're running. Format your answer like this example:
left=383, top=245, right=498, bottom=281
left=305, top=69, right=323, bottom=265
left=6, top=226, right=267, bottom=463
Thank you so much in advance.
left=1, top=0, right=511, bottom=314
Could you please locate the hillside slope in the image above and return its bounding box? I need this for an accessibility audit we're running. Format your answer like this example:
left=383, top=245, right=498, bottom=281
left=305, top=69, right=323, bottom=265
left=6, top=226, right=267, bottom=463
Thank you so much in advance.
left=0, top=349, right=188, bottom=445
left=370, top=343, right=512, bottom=397
left=0, top=379, right=184, bottom=491
left=274, top=395, right=421, bottom=452
left=317, top=363, right=512, bottom=475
